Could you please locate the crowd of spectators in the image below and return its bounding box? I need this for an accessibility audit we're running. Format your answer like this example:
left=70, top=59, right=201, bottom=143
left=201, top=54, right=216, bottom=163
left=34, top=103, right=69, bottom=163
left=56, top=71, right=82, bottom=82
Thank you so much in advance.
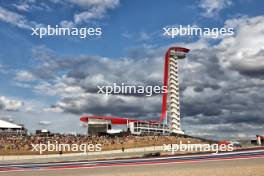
left=0, top=133, right=202, bottom=155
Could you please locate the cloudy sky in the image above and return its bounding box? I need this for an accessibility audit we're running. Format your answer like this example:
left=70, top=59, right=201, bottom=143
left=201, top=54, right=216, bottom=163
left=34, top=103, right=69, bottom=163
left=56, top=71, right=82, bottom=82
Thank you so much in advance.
left=0, top=0, right=263, bottom=139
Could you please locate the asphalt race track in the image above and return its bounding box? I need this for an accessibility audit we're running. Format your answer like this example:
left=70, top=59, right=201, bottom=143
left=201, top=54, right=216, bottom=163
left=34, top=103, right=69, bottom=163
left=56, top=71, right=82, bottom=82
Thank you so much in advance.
left=0, top=149, right=264, bottom=176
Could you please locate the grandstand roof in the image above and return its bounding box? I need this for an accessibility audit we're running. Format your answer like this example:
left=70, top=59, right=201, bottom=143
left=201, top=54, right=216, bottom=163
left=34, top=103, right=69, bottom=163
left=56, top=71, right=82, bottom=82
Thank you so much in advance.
left=0, top=119, right=22, bottom=129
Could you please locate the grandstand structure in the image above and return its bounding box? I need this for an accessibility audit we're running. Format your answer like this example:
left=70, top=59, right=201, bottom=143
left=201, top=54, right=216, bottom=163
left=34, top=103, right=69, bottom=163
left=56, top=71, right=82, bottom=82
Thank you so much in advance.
left=0, top=119, right=27, bottom=135
left=80, top=47, right=190, bottom=135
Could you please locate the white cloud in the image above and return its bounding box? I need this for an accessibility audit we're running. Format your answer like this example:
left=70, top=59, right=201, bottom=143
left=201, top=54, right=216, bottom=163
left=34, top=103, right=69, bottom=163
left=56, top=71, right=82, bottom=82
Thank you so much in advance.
left=70, top=0, right=120, bottom=24
left=0, top=64, right=9, bottom=74
left=25, top=106, right=33, bottom=113
left=199, top=0, right=232, bottom=18
left=44, top=106, right=63, bottom=113
left=39, top=120, right=51, bottom=125
left=74, top=7, right=104, bottom=23
left=12, top=3, right=30, bottom=12
left=15, top=70, right=36, bottom=82
left=0, top=96, right=24, bottom=111
left=0, top=6, right=40, bottom=29
left=0, top=6, right=31, bottom=29
left=12, top=0, right=52, bottom=12
left=34, top=76, right=86, bottom=97
left=1, top=0, right=120, bottom=29
left=121, top=31, right=133, bottom=38
left=34, top=81, right=58, bottom=96
left=68, top=0, right=119, bottom=7
left=60, top=20, right=75, bottom=28
left=139, top=31, right=151, bottom=41
left=218, top=16, right=264, bottom=74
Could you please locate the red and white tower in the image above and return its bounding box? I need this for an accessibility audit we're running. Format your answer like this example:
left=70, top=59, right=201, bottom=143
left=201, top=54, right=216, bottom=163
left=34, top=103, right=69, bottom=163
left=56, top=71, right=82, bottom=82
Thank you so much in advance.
left=160, top=47, right=190, bottom=134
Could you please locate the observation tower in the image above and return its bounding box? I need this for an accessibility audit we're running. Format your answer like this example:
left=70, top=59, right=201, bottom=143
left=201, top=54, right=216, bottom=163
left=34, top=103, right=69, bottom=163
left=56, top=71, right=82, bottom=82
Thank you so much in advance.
left=81, top=47, right=190, bottom=135
left=160, top=47, right=190, bottom=134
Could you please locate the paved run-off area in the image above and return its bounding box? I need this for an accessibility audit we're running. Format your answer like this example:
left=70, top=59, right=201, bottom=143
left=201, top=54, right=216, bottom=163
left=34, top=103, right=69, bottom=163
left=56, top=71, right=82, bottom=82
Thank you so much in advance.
left=0, top=157, right=263, bottom=176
